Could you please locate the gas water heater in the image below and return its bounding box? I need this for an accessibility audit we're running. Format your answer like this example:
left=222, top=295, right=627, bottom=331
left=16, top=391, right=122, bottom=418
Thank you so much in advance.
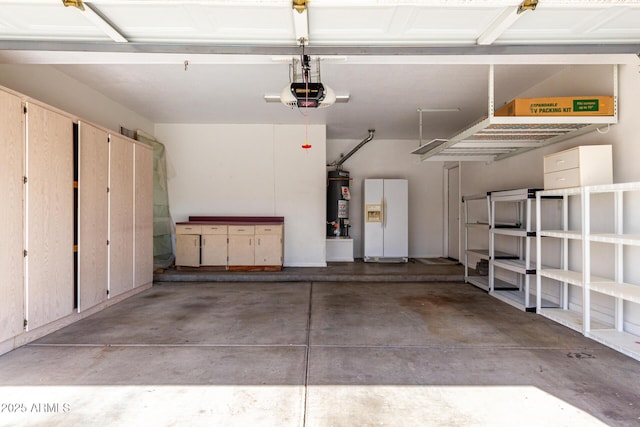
left=326, top=130, right=375, bottom=239
left=326, top=170, right=351, bottom=237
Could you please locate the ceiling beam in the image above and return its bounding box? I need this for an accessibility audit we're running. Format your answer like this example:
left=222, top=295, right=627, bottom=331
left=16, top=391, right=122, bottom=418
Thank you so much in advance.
left=76, top=4, right=128, bottom=43
left=477, top=6, right=521, bottom=46
left=292, top=0, right=309, bottom=45
left=0, top=41, right=639, bottom=57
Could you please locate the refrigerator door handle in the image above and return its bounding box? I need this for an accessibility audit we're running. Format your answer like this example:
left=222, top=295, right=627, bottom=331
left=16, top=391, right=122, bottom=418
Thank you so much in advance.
left=382, top=198, right=386, bottom=228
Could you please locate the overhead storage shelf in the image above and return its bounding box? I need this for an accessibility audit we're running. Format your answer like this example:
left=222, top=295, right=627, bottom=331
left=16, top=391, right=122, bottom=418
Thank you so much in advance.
left=412, top=65, right=618, bottom=163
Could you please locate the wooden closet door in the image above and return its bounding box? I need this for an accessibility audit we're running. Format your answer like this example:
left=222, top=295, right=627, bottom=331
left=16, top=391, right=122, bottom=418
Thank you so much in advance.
left=0, top=90, right=25, bottom=341
left=134, top=143, right=154, bottom=287
left=109, top=134, right=134, bottom=297
left=26, top=102, right=74, bottom=330
left=78, top=122, right=109, bottom=311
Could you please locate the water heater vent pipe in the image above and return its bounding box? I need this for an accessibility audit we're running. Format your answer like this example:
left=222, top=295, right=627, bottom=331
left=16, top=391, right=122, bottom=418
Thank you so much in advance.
left=331, top=129, right=375, bottom=170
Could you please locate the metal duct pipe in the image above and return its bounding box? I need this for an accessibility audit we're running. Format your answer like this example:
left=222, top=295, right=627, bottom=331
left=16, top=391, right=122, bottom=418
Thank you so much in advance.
left=332, top=129, right=375, bottom=169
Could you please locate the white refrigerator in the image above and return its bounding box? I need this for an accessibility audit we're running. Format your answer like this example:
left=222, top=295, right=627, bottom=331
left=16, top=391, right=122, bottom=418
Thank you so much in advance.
left=363, top=179, right=408, bottom=262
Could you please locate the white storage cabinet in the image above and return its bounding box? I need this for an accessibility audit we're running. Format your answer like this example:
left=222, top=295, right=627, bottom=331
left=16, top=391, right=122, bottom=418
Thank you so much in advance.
left=0, top=85, right=153, bottom=357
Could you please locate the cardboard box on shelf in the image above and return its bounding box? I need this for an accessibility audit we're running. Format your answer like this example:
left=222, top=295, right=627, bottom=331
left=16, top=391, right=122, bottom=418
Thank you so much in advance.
left=495, top=96, right=615, bottom=117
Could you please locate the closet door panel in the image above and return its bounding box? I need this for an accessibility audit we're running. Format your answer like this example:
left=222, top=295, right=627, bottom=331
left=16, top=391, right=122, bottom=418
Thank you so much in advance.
left=78, top=122, right=109, bottom=311
left=134, top=143, right=154, bottom=287
left=109, top=134, right=134, bottom=297
left=0, top=90, right=25, bottom=341
left=26, top=102, right=74, bottom=330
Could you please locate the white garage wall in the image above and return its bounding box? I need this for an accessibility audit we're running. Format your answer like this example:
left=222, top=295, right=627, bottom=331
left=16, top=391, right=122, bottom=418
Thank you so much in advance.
left=0, top=65, right=154, bottom=135
left=155, top=123, right=327, bottom=267
left=274, top=125, right=327, bottom=266
left=460, top=63, right=640, bottom=335
left=327, top=139, right=444, bottom=258
left=156, top=124, right=276, bottom=219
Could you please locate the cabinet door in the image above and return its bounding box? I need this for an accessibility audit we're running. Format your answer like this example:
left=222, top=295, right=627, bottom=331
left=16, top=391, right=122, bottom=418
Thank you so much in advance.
left=255, top=234, right=282, bottom=266
left=0, top=90, right=25, bottom=341
left=201, top=234, right=227, bottom=266
left=134, top=143, right=153, bottom=287
left=176, top=234, right=200, bottom=267
left=109, top=134, right=134, bottom=297
left=228, top=235, right=254, bottom=266
left=78, top=122, right=109, bottom=311
left=26, top=102, right=74, bottom=330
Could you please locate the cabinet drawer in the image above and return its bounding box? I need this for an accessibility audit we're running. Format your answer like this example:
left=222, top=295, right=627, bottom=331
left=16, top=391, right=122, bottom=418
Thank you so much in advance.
left=176, top=224, right=202, bottom=235
left=544, top=148, right=580, bottom=173
left=255, top=224, right=282, bottom=235
left=544, top=168, right=581, bottom=190
left=202, top=225, right=227, bottom=235
left=228, top=225, right=255, bottom=235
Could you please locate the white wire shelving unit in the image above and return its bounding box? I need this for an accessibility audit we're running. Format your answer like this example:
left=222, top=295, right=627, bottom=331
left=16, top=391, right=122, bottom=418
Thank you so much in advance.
left=489, top=188, right=540, bottom=312
left=536, top=182, right=640, bottom=362
left=463, top=193, right=492, bottom=291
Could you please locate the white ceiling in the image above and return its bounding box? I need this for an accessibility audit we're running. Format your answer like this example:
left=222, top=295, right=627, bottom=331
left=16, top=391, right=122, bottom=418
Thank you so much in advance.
left=1, top=0, right=639, bottom=140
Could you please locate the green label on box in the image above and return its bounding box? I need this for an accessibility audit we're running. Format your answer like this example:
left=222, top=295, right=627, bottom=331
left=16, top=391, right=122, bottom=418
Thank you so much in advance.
left=573, top=99, right=599, bottom=112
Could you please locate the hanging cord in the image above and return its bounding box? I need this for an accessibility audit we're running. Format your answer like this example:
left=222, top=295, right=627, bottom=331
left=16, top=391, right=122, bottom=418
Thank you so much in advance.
left=301, top=68, right=312, bottom=149
left=596, top=124, right=611, bottom=134
left=301, top=44, right=312, bottom=149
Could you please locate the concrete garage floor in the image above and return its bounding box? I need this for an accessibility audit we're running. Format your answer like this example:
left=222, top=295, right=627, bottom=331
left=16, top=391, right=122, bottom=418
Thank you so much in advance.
left=0, top=263, right=639, bottom=426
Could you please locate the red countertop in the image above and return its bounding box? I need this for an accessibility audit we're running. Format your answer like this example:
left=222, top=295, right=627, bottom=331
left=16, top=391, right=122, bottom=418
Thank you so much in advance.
left=177, top=216, right=284, bottom=226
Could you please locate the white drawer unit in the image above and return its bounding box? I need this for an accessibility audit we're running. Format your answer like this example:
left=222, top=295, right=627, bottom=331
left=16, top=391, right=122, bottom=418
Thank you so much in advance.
left=543, top=145, right=612, bottom=190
